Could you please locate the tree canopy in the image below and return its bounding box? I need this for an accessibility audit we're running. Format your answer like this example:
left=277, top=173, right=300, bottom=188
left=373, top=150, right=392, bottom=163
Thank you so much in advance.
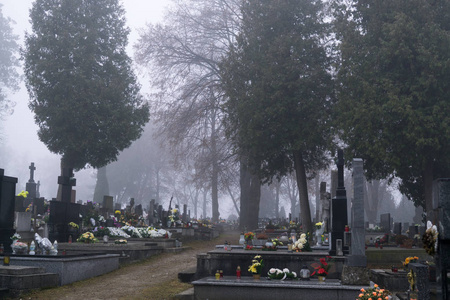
left=221, top=0, right=334, bottom=233
left=23, top=0, right=149, bottom=170
left=334, top=0, right=450, bottom=213
left=0, top=4, right=20, bottom=121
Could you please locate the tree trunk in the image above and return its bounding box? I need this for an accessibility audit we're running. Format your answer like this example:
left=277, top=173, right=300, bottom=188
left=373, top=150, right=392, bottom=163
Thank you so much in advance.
left=315, top=175, right=320, bottom=222
left=293, top=150, right=312, bottom=235
left=211, top=115, right=220, bottom=222
left=93, top=166, right=110, bottom=203
left=423, top=159, right=434, bottom=220
left=239, top=155, right=261, bottom=231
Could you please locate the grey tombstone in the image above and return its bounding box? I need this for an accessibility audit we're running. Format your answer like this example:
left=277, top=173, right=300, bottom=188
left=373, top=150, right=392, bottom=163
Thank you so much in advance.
left=393, top=222, right=402, bottom=235
left=432, top=179, right=450, bottom=300
left=35, top=197, right=45, bottom=215
left=0, top=169, right=19, bottom=253
left=403, top=222, right=410, bottom=234
left=183, top=204, right=187, bottom=222
left=408, top=263, right=430, bottom=300
left=115, top=203, right=121, bottom=211
left=26, top=162, right=37, bottom=200
left=15, top=211, right=32, bottom=232
left=135, top=204, right=143, bottom=217
left=408, top=225, right=417, bottom=239
left=380, top=213, right=391, bottom=233
left=348, top=158, right=367, bottom=266
left=15, top=196, right=26, bottom=212
left=330, top=169, right=338, bottom=199
left=330, top=149, right=349, bottom=256
left=103, top=196, right=114, bottom=212
left=148, top=199, right=155, bottom=225
left=57, top=168, right=76, bottom=203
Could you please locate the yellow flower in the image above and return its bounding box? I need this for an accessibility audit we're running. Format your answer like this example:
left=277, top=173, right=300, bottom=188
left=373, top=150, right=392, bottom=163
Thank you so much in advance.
left=17, top=191, right=29, bottom=198
left=115, top=210, right=121, bottom=215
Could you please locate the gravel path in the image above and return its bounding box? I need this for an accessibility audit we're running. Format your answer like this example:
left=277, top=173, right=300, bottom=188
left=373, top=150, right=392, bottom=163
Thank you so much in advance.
left=19, top=232, right=238, bottom=300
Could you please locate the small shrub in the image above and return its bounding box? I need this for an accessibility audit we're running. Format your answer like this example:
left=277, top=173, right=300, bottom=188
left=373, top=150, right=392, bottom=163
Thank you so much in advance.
left=394, top=234, right=408, bottom=245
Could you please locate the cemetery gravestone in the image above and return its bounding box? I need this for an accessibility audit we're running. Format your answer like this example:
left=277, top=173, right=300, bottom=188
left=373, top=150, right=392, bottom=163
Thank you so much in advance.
left=393, top=222, right=402, bottom=235
left=26, top=162, right=37, bottom=200
left=15, top=196, right=25, bottom=212
left=35, top=197, right=45, bottom=215
left=348, top=158, right=366, bottom=267
left=330, top=149, right=349, bottom=256
left=135, top=204, right=143, bottom=217
left=57, top=168, right=76, bottom=203
left=48, top=200, right=81, bottom=242
left=0, top=169, right=18, bottom=253
left=103, top=196, right=114, bottom=212
left=380, top=213, right=391, bottom=233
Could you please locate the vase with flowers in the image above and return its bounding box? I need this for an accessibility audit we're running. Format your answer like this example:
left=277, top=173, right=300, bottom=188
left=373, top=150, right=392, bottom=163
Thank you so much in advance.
left=311, top=256, right=333, bottom=282
left=248, top=255, right=264, bottom=279
left=244, top=232, right=255, bottom=246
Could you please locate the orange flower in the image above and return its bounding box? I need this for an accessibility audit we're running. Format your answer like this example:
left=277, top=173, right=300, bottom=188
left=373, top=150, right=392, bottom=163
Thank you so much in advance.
left=373, top=292, right=377, bottom=296
left=374, top=284, right=378, bottom=288
left=359, top=293, right=364, bottom=297
left=361, top=288, right=365, bottom=292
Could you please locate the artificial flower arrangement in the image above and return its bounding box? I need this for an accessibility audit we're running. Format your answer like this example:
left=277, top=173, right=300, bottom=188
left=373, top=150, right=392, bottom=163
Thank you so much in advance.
left=17, top=190, right=29, bottom=198
left=315, top=221, right=323, bottom=229
left=262, top=238, right=283, bottom=251
left=248, top=255, right=264, bottom=274
left=245, top=245, right=254, bottom=250
left=311, top=256, right=333, bottom=277
left=267, top=268, right=297, bottom=280
left=422, top=221, right=438, bottom=256
left=292, top=233, right=312, bottom=252
left=357, top=284, right=391, bottom=300
left=68, top=222, right=79, bottom=229
left=168, top=208, right=180, bottom=222
left=402, top=256, right=419, bottom=268
left=115, top=239, right=127, bottom=244
left=10, top=233, right=21, bottom=242
left=77, top=232, right=98, bottom=243
left=244, top=232, right=255, bottom=240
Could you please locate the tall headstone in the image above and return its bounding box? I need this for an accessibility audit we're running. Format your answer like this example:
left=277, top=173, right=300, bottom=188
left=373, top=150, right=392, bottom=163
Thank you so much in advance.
left=380, top=213, right=391, bottom=233
left=393, top=222, right=402, bottom=235
left=26, top=162, right=37, bottom=200
left=135, top=204, right=143, bottom=217
left=149, top=199, right=155, bottom=225
left=433, top=179, right=450, bottom=300
left=103, top=196, right=114, bottom=212
left=330, top=149, right=348, bottom=255
left=57, top=168, right=76, bottom=203
left=48, top=200, right=81, bottom=242
left=0, top=169, right=18, bottom=253
left=330, top=170, right=338, bottom=199
left=348, top=158, right=366, bottom=266
left=320, top=182, right=330, bottom=232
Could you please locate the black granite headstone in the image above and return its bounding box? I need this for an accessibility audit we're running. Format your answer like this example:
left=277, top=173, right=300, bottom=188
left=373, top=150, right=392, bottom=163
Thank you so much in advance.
left=34, top=197, right=45, bottom=215
left=0, top=169, right=18, bottom=253
left=14, top=196, right=25, bottom=212
left=393, top=222, right=402, bottom=235
left=380, top=213, right=391, bottom=233
left=135, top=204, right=143, bottom=216
left=330, top=149, right=348, bottom=256
left=48, top=201, right=81, bottom=242
left=57, top=168, right=76, bottom=203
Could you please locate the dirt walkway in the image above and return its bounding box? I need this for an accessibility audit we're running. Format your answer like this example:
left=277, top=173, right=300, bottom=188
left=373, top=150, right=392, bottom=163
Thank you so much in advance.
left=18, top=232, right=239, bottom=300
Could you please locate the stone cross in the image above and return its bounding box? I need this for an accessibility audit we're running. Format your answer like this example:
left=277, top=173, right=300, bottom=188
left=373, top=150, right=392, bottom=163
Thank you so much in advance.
left=57, top=168, right=76, bottom=203
left=348, top=158, right=367, bottom=266
left=29, top=162, right=36, bottom=183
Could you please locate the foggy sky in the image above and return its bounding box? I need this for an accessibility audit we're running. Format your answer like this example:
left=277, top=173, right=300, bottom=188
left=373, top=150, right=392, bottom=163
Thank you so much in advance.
left=0, top=0, right=170, bottom=201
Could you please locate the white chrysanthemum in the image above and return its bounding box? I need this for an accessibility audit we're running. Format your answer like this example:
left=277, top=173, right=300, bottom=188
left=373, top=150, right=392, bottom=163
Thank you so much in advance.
left=291, top=272, right=297, bottom=278
left=269, top=268, right=276, bottom=274
left=283, top=268, right=290, bottom=273
left=299, top=238, right=307, bottom=244
left=300, top=233, right=306, bottom=239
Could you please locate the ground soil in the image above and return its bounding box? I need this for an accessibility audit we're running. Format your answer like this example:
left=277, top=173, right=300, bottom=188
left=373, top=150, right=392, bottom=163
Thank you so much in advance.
left=15, top=231, right=240, bottom=300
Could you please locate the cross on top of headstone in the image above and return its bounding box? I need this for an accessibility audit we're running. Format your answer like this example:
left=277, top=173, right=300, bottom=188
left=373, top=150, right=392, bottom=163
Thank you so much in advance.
left=29, top=162, right=36, bottom=183
left=58, top=168, right=76, bottom=203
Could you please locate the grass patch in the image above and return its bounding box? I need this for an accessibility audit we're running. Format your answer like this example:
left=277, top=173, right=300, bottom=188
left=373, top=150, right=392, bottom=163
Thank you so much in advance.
left=124, top=279, right=192, bottom=300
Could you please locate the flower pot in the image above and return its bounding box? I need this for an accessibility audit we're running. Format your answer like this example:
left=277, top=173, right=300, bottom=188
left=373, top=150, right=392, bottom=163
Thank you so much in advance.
left=253, top=274, right=261, bottom=280
left=318, top=276, right=326, bottom=282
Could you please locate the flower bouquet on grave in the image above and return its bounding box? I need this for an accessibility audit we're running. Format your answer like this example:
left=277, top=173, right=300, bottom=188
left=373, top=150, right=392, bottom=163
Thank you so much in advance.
left=402, top=256, right=419, bottom=269
left=422, top=221, right=438, bottom=256
left=311, top=256, right=333, bottom=279
left=267, top=268, right=297, bottom=280
left=244, top=232, right=255, bottom=241
left=114, top=239, right=127, bottom=244
left=292, top=233, right=312, bottom=252
left=77, top=232, right=98, bottom=243
left=248, top=255, right=264, bottom=278
left=357, top=284, right=391, bottom=300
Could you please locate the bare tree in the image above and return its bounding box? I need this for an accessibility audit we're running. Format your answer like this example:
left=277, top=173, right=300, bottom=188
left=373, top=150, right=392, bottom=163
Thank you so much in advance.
left=134, top=0, right=241, bottom=222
